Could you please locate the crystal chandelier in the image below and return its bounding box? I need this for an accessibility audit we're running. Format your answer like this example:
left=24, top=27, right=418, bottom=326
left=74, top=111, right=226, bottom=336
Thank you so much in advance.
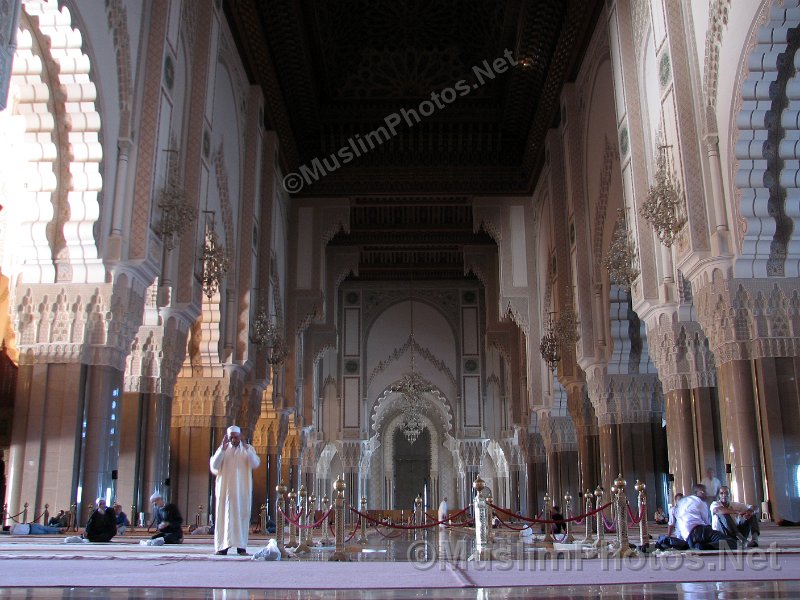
left=391, top=294, right=433, bottom=444
left=200, top=219, right=229, bottom=299
left=158, top=147, right=197, bottom=251
left=250, top=306, right=289, bottom=365
left=640, top=146, right=687, bottom=247
left=556, top=306, right=579, bottom=347
left=602, top=208, right=640, bottom=290
left=158, top=183, right=197, bottom=251
left=539, top=313, right=561, bottom=371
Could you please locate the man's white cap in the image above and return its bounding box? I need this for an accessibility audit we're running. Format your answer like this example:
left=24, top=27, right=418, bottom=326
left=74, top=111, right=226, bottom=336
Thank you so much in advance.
left=149, top=492, right=162, bottom=502
left=227, top=425, right=241, bottom=435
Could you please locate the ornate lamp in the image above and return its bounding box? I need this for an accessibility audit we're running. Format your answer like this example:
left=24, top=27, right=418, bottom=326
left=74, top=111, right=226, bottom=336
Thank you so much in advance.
left=200, top=213, right=229, bottom=299
left=539, top=313, right=560, bottom=371
left=602, top=208, right=640, bottom=290
left=391, top=292, right=433, bottom=444
left=640, top=145, right=687, bottom=247
left=158, top=183, right=197, bottom=251
left=157, top=147, right=197, bottom=251
left=250, top=306, right=289, bottom=365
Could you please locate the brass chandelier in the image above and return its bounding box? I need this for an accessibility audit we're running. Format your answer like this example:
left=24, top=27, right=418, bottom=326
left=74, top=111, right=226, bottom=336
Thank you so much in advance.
left=158, top=183, right=197, bottom=251
left=640, top=146, right=687, bottom=247
left=602, top=208, right=640, bottom=290
left=200, top=215, right=229, bottom=299
left=250, top=306, right=289, bottom=365
left=391, top=295, right=433, bottom=444
left=539, top=313, right=561, bottom=371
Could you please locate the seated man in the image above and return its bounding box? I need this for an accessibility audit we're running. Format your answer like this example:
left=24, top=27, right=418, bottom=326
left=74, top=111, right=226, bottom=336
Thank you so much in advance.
left=48, top=510, right=69, bottom=528
left=149, top=492, right=184, bottom=544
left=84, top=498, right=117, bottom=542
left=673, top=484, right=736, bottom=550
left=710, top=486, right=760, bottom=548
left=114, top=504, right=130, bottom=535
left=666, top=493, right=684, bottom=537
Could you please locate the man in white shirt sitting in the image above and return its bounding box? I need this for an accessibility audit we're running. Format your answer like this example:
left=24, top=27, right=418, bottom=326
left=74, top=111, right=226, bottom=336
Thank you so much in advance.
left=710, top=486, right=760, bottom=548
left=673, top=484, right=736, bottom=550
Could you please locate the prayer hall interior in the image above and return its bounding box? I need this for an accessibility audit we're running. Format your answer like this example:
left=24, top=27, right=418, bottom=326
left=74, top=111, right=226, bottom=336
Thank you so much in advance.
left=0, top=2, right=799, bottom=592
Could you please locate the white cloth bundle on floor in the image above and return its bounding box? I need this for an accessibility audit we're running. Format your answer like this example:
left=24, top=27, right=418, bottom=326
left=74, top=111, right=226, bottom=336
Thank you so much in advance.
left=63, top=536, right=88, bottom=544
left=251, top=539, right=281, bottom=561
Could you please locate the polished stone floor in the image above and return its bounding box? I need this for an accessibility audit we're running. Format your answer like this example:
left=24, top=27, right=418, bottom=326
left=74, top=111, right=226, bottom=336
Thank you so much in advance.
left=1, top=581, right=800, bottom=599
left=1, top=521, right=799, bottom=597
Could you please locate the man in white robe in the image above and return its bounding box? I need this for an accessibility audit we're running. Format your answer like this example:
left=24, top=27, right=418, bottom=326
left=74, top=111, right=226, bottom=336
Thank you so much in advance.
left=438, top=497, right=448, bottom=526
left=209, top=425, right=260, bottom=555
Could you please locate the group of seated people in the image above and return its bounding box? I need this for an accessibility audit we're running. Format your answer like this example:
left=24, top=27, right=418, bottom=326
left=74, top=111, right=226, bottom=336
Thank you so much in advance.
left=8, top=493, right=185, bottom=544
left=654, top=483, right=760, bottom=550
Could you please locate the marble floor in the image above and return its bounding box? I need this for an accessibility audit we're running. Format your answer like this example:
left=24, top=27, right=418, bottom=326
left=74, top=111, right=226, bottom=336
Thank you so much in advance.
left=0, top=521, right=798, bottom=598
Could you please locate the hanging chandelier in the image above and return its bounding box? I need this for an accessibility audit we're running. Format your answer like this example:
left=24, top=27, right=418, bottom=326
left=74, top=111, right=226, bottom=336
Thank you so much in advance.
left=250, top=307, right=289, bottom=365
left=391, top=293, right=433, bottom=444
left=158, top=183, right=197, bottom=251
left=200, top=225, right=229, bottom=299
left=539, top=313, right=561, bottom=371
left=602, top=208, right=640, bottom=290
left=640, top=146, right=687, bottom=247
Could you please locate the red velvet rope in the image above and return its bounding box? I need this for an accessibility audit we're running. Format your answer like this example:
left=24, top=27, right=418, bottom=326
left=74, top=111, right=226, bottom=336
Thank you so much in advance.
left=348, top=504, right=471, bottom=530
left=627, top=503, right=645, bottom=525
left=345, top=521, right=360, bottom=542
left=277, top=507, right=332, bottom=530
left=487, top=501, right=612, bottom=525
left=373, top=523, right=407, bottom=539
left=277, top=506, right=305, bottom=526
left=5, top=510, right=26, bottom=524
left=602, top=511, right=616, bottom=532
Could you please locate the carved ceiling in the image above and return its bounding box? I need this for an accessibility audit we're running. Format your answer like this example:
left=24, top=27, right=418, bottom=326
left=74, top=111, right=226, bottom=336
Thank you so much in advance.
left=225, top=0, right=605, bottom=196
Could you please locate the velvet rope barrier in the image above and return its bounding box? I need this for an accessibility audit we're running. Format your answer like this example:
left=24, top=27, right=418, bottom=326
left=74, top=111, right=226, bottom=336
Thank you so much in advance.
left=626, top=502, right=645, bottom=525
left=278, top=506, right=305, bottom=527
left=487, top=501, right=612, bottom=525
left=348, top=504, right=472, bottom=530
left=278, top=506, right=331, bottom=530
left=5, top=509, right=26, bottom=524
left=602, top=511, right=616, bottom=532
left=345, top=520, right=360, bottom=542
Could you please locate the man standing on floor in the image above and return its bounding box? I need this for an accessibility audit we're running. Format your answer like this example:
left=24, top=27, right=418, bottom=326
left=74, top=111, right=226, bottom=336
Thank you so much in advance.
left=210, top=424, right=260, bottom=556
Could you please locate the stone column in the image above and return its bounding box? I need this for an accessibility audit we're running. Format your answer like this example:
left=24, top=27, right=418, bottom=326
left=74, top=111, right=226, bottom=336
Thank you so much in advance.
left=664, top=388, right=697, bottom=496
left=717, top=359, right=763, bottom=506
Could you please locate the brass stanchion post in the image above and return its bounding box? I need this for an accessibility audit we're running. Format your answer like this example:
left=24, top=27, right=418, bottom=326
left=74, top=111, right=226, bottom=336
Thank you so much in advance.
left=306, top=494, right=316, bottom=547
left=467, top=476, right=493, bottom=561
left=22, top=502, right=28, bottom=524
left=130, top=505, right=136, bottom=533
left=485, top=491, right=495, bottom=543
left=43, top=503, right=50, bottom=525
left=275, top=482, right=289, bottom=558
left=563, top=492, right=575, bottom=543
left=320, top=495, right=332, bottom=546
left=329, top=475, right=348, bottom=561
left=295, top=486, right=310, bottom=553
left=70, top=503, right=77, bottom=531
left=259, top=503, right=267, bottom=535
left=611, top=474, right=636, bottom=558
left=581, top=490, right=593, bottom=544
left=541, top=493, right=554, bottom=547
left=357, top=496, right=368, bottom=544
left=635, top=480, right=648, bottom=549
left=288, top=489, right=298, bottom=548
left=592, top=487, right=605, bottom=549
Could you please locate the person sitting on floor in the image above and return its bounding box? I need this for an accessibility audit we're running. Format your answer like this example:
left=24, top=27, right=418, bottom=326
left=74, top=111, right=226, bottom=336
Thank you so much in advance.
left=149, top=492, right=184, bottom=544
left=48, top=510, right=69, bottom=528
left=710, top=485, right=760, bottom=548
left=654, top=506, right=668, bottom=525
left=114, top=504, right=130, bottom=535
left=673, top=484, right=736, bottom=550
left=666, top=493, right=684, bottom=538
left=84, top=498, right=118, bottom=542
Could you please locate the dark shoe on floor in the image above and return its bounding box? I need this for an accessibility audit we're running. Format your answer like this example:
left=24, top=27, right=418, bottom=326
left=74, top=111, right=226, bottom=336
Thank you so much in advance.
left=215, top=548, right=228, bottom=555
left=237, top=548, right=248, bottom=556
left=746, top=540, right=759, bottom=548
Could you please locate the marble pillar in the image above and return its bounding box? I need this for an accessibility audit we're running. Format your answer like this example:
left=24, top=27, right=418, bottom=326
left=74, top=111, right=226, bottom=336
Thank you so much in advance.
left=754, top=356, right=800, bottom=522
left=170, top=425, right=214, bottom=528
left=717, top=359, right=763, bottom=506
left=665, top=388, right=697, bottom=496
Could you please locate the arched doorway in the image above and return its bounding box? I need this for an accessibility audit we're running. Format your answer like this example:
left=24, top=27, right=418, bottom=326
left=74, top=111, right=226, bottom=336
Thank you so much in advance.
left=393, top=427, right=430, bottom=510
